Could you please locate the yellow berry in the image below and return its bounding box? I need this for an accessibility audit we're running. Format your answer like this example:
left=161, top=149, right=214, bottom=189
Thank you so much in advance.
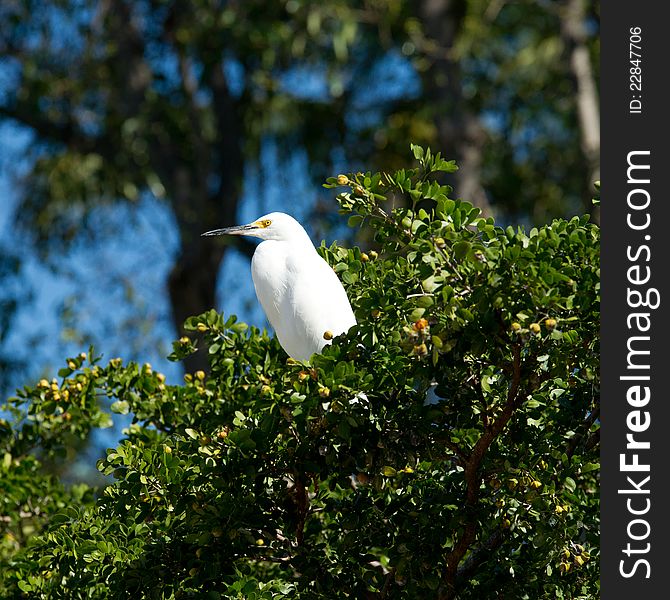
left=336, top=174, right=349, bottom=185
left=360, top=252, right=369, bottom=262
left=323, top=330, right=334, bottom=340
left=511, top=322, right=521, bottom=332
left=369, top=250, right=378, bottom=259
left=529, top=323, right=541, bottom=334
left=195, top=370, right=206, bottom=381
left=413, top=343, right=428, bottom=356
left=319, top=387, right=331, bottom=398
left=413, top=318, right=429, bottom=331
left=196, top=323, right=208, bottom=333
left=545, top=318, right=557, bottom=329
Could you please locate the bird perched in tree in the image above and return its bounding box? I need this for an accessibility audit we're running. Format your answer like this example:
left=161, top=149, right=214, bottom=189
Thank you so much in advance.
left=202, top=212, right=356, bottom=362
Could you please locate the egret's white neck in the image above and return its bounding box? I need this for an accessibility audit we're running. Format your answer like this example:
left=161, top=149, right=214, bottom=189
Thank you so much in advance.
left=264, top=228, right=315, bottom=250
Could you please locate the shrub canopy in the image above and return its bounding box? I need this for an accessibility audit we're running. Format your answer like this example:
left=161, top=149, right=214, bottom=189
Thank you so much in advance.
left=0, top=146, right=599, bottom=599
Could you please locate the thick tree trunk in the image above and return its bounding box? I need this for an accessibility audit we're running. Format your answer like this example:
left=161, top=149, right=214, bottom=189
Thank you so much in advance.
left=166, top=141, right=243, bottom=375
left=165, top=60, right=246, bottom=375
left=416, top=0, right=492, bottom=215
left=168, top=238, right=226, bottom=375
left=561, top=0, right=600, bottom=220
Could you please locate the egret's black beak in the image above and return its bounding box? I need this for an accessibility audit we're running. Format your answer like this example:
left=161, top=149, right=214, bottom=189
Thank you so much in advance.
left=201, top=224, right=257, bottom=237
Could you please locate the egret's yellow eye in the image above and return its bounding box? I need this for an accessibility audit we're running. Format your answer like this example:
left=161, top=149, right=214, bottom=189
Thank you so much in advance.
left=258, top=219, right=272, bottom=228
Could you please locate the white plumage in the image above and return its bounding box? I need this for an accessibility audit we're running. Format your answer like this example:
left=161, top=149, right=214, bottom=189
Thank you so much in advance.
left=203, top=212, right=356, bottom=362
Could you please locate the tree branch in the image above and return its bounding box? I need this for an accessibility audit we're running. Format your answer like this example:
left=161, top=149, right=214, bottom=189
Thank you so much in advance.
left=440, top=344, right=523, bottom=599
left=565, top=404, right=600, bottom=459
left=455, top=529, right=505, bottom=581
left=0, top=105, right=87, bottom=151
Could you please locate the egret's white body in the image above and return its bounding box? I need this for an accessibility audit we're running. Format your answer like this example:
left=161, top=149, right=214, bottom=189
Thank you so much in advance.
left=203, top=212, right=356, bottom=362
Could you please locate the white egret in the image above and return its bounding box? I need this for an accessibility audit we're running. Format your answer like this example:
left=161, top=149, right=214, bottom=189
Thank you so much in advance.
left=202, top=212, right=356, bottom=362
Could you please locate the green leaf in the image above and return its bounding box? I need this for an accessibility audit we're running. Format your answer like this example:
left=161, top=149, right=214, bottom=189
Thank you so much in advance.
left=410, top=143, right=424, bottom=161
left=110, top=400, right=130, bottom=415
left=453, top=241, right=471, bottom=260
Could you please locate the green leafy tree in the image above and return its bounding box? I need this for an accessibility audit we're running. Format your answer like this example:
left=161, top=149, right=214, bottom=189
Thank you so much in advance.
left=0, top=0, right=599, bottom=375
left=1, top=147, right=599, bottom=598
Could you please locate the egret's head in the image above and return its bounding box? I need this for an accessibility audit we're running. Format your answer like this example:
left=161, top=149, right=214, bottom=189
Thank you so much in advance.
left=202, top=212, right=309, bottom=243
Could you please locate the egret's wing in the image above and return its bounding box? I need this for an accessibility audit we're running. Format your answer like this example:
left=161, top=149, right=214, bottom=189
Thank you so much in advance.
left=283, top=253, right=356, bottom=359
left=252, top=242, right=356, bottom=362
left=251, top=242, right=286, bottom=334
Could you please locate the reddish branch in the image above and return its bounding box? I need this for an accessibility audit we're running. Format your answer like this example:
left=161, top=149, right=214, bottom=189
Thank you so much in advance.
left=439, top=344, right=523, bottom=599
left=565, top=404, right=600, bottom=459
left=293, top=476, right=309, bottom=547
